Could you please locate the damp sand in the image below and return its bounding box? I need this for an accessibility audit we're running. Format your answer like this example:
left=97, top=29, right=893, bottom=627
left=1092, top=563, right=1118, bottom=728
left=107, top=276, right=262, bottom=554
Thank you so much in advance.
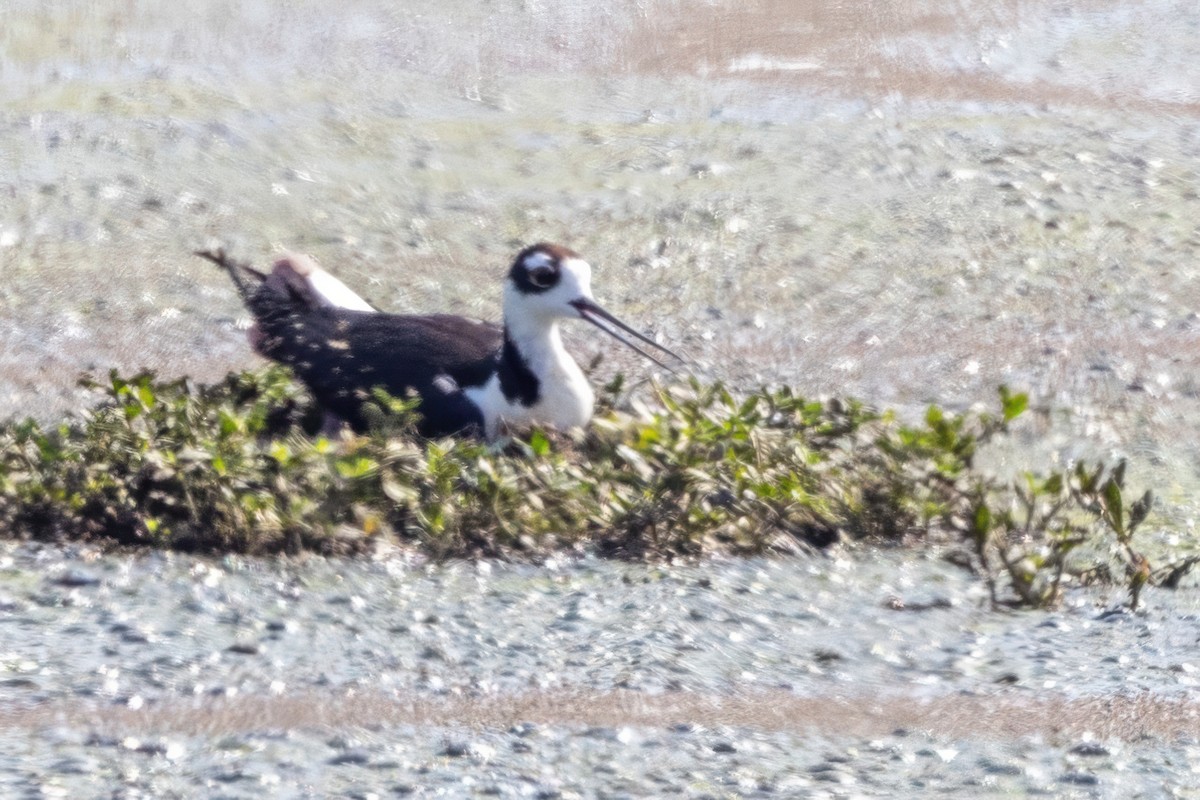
left=2, top=0, right=1200, bottom=795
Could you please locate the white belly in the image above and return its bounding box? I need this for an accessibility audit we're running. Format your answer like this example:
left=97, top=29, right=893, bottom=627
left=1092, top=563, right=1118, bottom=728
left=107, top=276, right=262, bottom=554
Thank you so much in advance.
left=466, top=365, right=595, bottom=438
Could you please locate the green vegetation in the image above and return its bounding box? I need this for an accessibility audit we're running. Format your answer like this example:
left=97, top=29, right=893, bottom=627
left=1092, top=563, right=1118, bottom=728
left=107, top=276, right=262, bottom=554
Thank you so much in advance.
left=0, top=367, right=1190, bottom=609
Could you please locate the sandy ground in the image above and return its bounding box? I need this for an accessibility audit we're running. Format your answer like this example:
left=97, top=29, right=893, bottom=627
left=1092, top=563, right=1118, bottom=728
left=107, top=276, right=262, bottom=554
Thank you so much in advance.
left=1, top=543, right=1198, bottom=796
left=7, top=688, right=1198, bottom=742
left=3, top=0, right=1200, bottom=794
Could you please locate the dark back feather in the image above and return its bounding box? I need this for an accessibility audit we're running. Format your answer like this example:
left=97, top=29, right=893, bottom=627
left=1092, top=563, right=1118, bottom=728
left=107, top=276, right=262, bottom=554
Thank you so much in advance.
left=202, top=249, right=502, bottom=436
left=251, top=287, right=501, bottom=435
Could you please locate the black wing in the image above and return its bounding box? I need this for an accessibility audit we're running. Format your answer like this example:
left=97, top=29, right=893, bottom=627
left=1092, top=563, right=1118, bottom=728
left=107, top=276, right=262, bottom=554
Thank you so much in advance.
left=256, top=304, right=502, bottom=436
left=201, top=249, right=501, bottom=436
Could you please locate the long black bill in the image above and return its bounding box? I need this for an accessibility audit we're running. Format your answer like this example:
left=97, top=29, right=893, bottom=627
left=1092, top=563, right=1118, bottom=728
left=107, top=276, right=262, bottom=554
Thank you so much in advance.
left=570, top=298, right=684, bottom=371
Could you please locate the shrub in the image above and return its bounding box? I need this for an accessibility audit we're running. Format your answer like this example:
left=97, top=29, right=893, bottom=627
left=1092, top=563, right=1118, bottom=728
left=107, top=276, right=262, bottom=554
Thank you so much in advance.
left=0, top=367, right=1189, bottom=608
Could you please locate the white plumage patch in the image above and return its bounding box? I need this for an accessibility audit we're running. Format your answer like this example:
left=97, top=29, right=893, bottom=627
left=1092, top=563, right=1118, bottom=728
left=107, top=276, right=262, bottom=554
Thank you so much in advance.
left=465, top=362, right=594, bottom=438
left=306, top=268, right=375, bottom=312
left=277, top=252, right=375, bottom=312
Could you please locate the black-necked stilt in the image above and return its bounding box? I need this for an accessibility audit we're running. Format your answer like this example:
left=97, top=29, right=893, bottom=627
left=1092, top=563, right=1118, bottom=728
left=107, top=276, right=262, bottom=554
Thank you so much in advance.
left=198, top=244, right=682, bottom=438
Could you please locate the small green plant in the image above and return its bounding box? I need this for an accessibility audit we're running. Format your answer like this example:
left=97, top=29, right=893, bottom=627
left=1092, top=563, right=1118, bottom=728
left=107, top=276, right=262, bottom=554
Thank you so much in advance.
left=943, top=454, right=1155, bottom=609
left=0, top=368, right=1190, bottom=609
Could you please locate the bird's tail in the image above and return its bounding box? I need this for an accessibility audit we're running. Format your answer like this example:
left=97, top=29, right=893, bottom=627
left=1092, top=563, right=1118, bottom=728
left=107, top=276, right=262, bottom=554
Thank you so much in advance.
left=196, top=248, right=297, bottom=356
left=196, top=248, right=376, bottom=314
left=270, top=251, right=377, bottom=313
left=195, top=248, right=268, bottom=305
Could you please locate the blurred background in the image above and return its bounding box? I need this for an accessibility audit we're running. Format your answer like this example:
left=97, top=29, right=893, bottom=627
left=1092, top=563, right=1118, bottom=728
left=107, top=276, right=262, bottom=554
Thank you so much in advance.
left=2, top=0, right=1199, bottom=530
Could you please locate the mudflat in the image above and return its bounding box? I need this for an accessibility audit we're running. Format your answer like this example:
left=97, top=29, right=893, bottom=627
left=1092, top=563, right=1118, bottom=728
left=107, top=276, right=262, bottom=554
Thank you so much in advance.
left=1, top=1, right=1199, bottom=795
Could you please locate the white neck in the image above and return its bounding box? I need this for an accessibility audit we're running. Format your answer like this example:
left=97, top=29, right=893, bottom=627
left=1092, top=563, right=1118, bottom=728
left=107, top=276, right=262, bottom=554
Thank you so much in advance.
left=479, top=288, right=594, bottom=433
left=504, top=305, right=572, bottom=377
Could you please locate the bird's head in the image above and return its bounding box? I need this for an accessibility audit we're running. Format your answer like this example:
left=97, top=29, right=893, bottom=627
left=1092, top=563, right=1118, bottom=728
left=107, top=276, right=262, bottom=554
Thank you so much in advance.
left=505, top=243, right=683, bottom=369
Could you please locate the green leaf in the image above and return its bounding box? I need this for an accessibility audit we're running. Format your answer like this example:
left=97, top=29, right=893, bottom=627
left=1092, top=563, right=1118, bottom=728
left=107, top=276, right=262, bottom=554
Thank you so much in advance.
left=270, top=441, right=291, bottom=466
left=1102, top=476, right=1124, bottom=535
left=529, top=430, right=550, bottom=457
left=738, top=394, right=760, bottom=417
left=1075, top=461, right=1099, bottom=493
left=137, top=383, right=156, bottom=409
left=973, top=502, right=992, bottom=539
left=1000, top=387, right=1028, bottom=422
left=336, top=456, right=376, bottom=479
left=218, top=410, right=241, bottom=437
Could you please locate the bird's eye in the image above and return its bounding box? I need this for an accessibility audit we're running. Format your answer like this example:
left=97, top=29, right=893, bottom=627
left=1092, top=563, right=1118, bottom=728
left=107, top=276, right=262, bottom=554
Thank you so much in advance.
left=528, top=265, right=556, bottom=288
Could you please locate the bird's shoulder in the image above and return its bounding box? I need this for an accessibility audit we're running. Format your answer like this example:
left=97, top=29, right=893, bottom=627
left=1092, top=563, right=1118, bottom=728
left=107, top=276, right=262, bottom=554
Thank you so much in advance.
left=338, top=311, right=501, bottom=358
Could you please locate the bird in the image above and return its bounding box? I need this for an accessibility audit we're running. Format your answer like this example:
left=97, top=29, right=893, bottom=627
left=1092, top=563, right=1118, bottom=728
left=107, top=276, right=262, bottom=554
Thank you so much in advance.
left=198, top=243, right=682, bottom=438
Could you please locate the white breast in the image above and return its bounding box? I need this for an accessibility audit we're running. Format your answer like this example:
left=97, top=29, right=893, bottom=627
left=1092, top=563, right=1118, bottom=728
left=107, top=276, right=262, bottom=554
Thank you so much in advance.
left=536, top=352, right=596, bottom=427
left=466, top=352, right=594, bottom=438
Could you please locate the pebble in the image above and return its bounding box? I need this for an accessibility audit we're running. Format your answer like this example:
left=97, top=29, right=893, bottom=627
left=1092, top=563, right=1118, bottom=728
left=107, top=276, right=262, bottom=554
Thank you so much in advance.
left=1070, top=742, right=1110, bottom=757
left=52, top=569, right=101, bottom=588
left=439, top=740, right=473, bottom=758
left=978, top=756, right=1024, bottom=775
left=1059, top=771, right=1100, bottom=785
left=328, top=748, right=373, bottom=766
